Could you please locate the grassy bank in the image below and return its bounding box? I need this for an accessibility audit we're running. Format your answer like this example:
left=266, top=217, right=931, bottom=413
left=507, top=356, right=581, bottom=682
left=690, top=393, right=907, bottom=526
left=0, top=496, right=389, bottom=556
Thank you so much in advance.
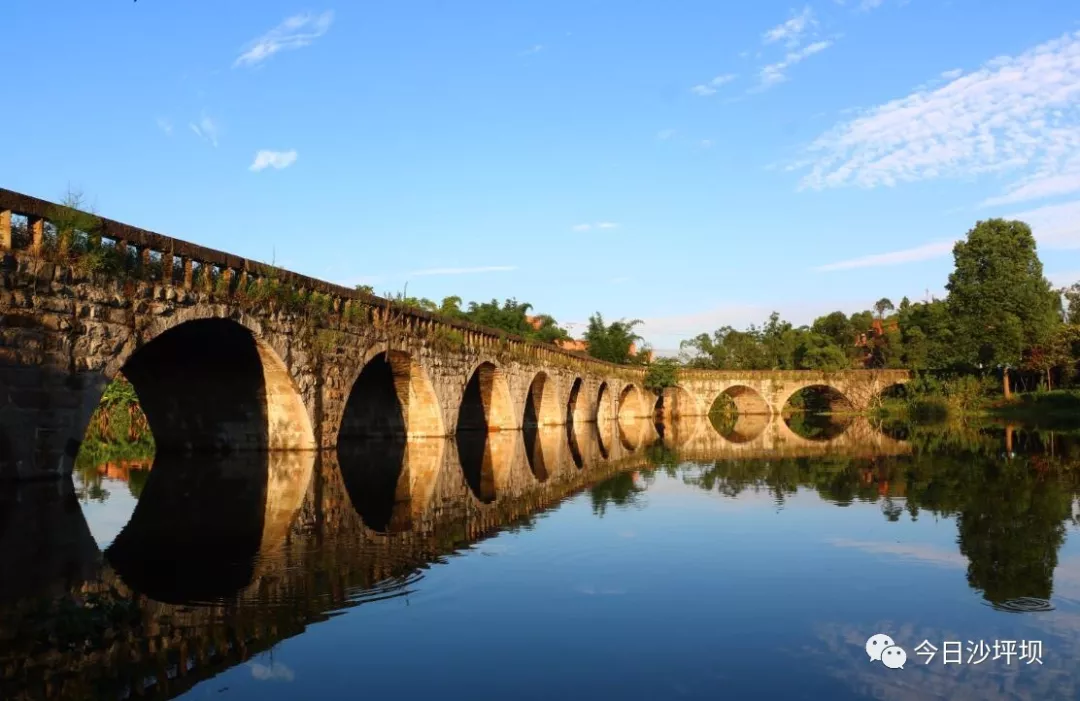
left=986, top=390, right=1080, bottom=429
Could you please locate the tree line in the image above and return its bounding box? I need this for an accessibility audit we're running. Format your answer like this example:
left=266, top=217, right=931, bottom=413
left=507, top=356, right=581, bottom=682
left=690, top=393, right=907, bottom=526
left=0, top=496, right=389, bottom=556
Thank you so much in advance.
left=376, top=219, right=1079, bottom=397
left=675, top=219, right=1079, bottom=394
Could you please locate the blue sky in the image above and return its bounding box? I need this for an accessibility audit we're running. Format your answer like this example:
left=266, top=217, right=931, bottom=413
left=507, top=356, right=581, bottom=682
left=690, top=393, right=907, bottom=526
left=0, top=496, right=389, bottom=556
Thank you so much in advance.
left=4, top=1, right=1080, bottom=350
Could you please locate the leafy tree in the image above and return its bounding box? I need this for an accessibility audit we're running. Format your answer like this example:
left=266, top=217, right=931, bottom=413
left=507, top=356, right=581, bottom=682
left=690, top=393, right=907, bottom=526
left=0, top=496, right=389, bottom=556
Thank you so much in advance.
left=1062, top=283, right=1080, bottom=325
left=643, top=357, right=681, bottom=391
left=585, top=313, right=646, bottom=364
left=874, top=297, right=895, bottom=319
left=946, top=219, right=1060, bottom=387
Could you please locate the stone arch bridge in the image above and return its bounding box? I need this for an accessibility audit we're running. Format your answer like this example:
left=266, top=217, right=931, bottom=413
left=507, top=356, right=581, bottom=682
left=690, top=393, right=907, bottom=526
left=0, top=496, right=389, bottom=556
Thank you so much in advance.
left=0, top=188, right=910, bottom=480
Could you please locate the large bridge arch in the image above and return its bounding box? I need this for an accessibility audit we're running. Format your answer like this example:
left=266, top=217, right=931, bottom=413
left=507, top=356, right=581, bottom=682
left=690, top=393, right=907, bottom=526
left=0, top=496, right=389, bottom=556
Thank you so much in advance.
left=710, top=385, right=773, bottom=417
left=617, top=383, right=653, bottom=421
left=338, top=348, right=445, bottom=439
left=457, top=360, right=517, bottom=432
left=566, top=377, right=588, bottom=424
left=116, top=316, right=316, bottom=454
left=523, top=371, right=563, bottom=428
left=596, top=382, right=613, bottom=424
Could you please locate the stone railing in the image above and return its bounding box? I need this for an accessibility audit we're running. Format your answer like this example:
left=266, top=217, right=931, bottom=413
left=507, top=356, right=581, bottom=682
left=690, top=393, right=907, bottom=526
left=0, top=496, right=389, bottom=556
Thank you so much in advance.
left=0, top=187, right=641, bottom=377
left=676, top=368, right=913, bottom=381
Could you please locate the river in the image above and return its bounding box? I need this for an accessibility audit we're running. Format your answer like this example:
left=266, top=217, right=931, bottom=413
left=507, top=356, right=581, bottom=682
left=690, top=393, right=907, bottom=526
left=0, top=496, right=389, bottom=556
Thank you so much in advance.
left=1, top=415, right=1079, bottom=700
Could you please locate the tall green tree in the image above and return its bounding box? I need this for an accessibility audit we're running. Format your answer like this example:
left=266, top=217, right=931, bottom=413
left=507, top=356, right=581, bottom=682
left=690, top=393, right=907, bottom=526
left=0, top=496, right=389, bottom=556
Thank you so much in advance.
left=584, top=313, right=647, bottom=364
left=945, top=219, right=1060, bottom=387
left=1062, top=283, right=1080, bottom=325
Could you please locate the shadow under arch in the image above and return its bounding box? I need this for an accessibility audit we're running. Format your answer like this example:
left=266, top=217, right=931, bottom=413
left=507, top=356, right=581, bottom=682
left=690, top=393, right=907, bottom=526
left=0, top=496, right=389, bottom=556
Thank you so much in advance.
left=782, top=385, right=854, bottom=442
left=524, top=371, right=562, bottom=428
left=105, top=452, right=274, bottom=605
left=119, top=318, right=315, bottom=455
left=566, top=421, right=585, bottom=469
left=458, top=361, right=516, bottom=433
left=596, top=382, right=612, bottom=424
left=339, top=350, right=445, bottom=439
left=566, top=377, right=588, bottom=424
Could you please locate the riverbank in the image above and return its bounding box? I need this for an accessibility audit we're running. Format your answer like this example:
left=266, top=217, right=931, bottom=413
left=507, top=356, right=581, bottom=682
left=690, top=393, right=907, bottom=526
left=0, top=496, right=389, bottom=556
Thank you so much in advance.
left=874, top=389, right=1080, bottom=430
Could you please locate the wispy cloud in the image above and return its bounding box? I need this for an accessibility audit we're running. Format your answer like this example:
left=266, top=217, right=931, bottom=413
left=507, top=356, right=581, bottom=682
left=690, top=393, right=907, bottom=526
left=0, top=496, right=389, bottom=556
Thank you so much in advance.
left=691, top=73, right=736, bottom=97
left=700, top=139, right=714, bottom=148
left=763, top=6, right=816, bottom=48
left=519, top=44, right=544, bottom=56
left=1009, top=198, right=1080, bottom=249
left=249, top=661, right=295, bottom=682
left=795, top=30, right=1080, bottom=204
left=249, top=149, right=298, bottom=172
left=409, top=266, right=517, bottom=277
left=572, top=222, right=620, bottom=231
left=188, top=114, right=220, bottom=147
left=757, top=40, right=833, bottom=89
left=814, top=240, right=956, bottom=272
left=657, top=128, right=677, bottom=140
left=234, top=11, right=334, bottom=68
left=156, top=117, right=173, bottom=136
left=940, top=67, right=963, bottom=80
left=857, top=0, right=885, bottom=11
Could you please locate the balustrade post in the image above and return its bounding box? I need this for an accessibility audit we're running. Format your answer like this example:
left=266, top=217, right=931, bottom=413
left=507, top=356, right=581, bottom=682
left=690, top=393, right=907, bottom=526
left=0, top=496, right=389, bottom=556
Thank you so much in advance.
left=28, top=216, right=44, bottom=254
left=222, top=268, right=235, bottom=295
left=161, top=250, right=174, bottom=284
left=0, top=209, right=11, bottom=250
left=136, top=247, right=151, bottom=278
left=182, top=258, right=193, bottom=289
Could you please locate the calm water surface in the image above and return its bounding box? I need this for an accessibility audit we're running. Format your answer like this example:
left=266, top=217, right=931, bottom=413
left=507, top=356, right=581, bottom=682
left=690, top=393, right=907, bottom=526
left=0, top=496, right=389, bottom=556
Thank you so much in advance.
left=3, top=415, right=1080, bottom=701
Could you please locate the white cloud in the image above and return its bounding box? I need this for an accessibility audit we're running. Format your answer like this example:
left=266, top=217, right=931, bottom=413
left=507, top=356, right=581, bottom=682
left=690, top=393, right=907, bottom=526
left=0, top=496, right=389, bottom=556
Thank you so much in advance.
left=1009, top=198, right=1080, bottom=248
left=572, top=222, right=619, bottom=231
left=690, top=73, right=736, bottom=97
left=249, top=661, right=295, bottom=682
left=520, top=44, right=544, bottom=56
left=763, top=7, right=816, bottom=48
left=814, top=240, right=956, bottom=272
left=700, top=139, right=714, bottom=148
left=234, top=11, right=334, bottom=68
left=758, top=40, right=833, bottom=88
left=249, top=149, right=298, bottom=172
left=795, top=31, right=1080, bottom=200
left=156, top=117, right=173, bottom=136
left=657, top=128, right=677, bottom=140
left=940, top=67, right=963, bottom=80
left=409, top=266, right=517, bottom=276
left=858, top=0, right=885, bottom=10
left=188, top=114, right=220, bottom=147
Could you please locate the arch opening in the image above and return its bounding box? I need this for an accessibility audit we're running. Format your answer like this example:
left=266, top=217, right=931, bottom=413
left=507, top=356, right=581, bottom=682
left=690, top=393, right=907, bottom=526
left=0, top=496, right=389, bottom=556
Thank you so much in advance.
left=337, top=351, right=443, bottom=532
left=456, top=432, right=517, bottom=504
left=617, top=384, right=647, bottom=422
left=115, top=318, right=315, bottom=455
left=657, top=385, right=697, bottom=422
left=708, top=387, right=770, bottom=443
left=457, top=362, right=515, bottom=433
left=339, top=350, right=444, bottom=440
left=782, top=385, right=854, bottom=441
left=524, top=372, right=562, bottom=428
left=596, top=382, right=612, bottom=424
left=566, top=377, right=587, bottom=424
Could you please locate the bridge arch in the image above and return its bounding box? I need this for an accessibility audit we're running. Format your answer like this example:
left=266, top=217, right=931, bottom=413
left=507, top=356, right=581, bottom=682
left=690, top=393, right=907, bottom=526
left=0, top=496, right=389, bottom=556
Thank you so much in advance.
left=115, top=316, right=316, bottom=454
left=596, top=382, right=613, bottom=423
left=617, top=383, right=651, bottom=421
left=566, top=377, right=588, bottom=424
left=523, top=371, right=563, bottom=427
left=710, top=385, right=772, bottom=417
left=457, top=360, right=516, bottom=432
left=660, top=385, right=703, bottom=420
left=339, top=349, right=445, bottom=439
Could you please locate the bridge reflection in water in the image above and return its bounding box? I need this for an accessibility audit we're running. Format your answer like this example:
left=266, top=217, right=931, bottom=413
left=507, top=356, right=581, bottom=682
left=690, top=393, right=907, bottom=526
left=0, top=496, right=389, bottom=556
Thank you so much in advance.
left=0, top=414, right=907, bottom=700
